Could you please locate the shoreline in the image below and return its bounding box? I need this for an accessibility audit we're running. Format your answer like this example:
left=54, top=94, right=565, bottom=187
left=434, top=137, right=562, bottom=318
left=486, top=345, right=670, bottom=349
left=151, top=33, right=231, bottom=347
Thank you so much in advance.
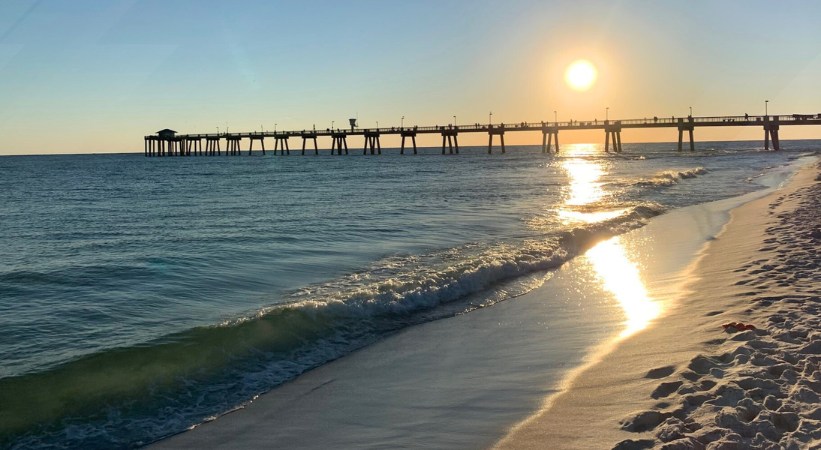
left=497, top=159, right=820, bottom=449
left=147, top=159, right=817, bottom=449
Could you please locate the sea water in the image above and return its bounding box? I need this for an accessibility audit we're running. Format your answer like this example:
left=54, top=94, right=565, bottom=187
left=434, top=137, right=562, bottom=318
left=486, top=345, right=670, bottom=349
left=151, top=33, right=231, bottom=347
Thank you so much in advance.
left=0, top=141, right=816, bottom=448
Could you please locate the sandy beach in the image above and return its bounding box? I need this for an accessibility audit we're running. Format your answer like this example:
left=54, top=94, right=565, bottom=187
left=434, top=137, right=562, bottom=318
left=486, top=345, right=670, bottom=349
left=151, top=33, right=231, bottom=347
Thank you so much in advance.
left=498, top=159, right=820, bottom=449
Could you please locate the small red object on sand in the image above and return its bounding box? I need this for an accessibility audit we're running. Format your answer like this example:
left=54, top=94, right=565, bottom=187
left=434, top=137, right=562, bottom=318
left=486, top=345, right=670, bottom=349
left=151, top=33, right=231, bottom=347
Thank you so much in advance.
left=721, top=322, right=756, bottom=332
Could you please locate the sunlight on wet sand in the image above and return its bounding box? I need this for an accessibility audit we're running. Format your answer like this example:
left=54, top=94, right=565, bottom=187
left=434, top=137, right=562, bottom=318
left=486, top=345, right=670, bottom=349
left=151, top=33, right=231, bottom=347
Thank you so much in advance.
left=587, top=237, right=661, bottom=338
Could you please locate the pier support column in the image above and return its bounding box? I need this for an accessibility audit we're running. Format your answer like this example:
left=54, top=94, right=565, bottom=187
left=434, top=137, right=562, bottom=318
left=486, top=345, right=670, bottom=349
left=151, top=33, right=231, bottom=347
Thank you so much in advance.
left=488, top=126, right=505, bottom=154
left=364, top=132, right=381, bottom=155
left=677, top=123, right=694, bottom=152
left=331, top=133, right=348, bottom=155
left=400, top=129, right=418, bottom=155
left=249, top=136, right=265, bottom=155
left=441, top=128, right=458, bottom=154
left=688, top=129, right=694, bottom=152
left=301, top=133, right=318, bottom=155
left=540, top=124, right=559, bottom=153
left=275, top=136, right=290, bottom=155
left=206, top=137, right=221, bottom=156
left=605, top=124, right=623, bottom=153
left=764, top=117, right=780, bottom=151
left=227, top=137, right=241, bottom=155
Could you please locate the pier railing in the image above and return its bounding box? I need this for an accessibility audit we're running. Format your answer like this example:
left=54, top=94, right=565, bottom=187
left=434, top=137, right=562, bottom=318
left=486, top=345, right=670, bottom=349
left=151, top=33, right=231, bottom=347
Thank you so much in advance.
left=168, top=114, right=820, bottom=140
left=145, top=113, right=820, bottom=156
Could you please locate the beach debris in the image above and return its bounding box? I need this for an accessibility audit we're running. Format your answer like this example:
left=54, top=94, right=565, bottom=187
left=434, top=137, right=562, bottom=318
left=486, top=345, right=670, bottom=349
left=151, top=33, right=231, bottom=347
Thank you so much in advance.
left=721, top=322, right=756, bottom=332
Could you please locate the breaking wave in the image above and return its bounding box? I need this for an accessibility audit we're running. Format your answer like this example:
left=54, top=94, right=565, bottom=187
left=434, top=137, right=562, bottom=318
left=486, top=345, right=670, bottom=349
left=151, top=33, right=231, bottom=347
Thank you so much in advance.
left=634, top=167, right=708, bottom=187
left=1, top=204, right=665, bottom=449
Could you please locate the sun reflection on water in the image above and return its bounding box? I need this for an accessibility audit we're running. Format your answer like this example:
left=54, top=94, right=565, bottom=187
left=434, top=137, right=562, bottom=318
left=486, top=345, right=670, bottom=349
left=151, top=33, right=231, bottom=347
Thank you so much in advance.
left=556, top=144, right=623, bottom=224
left=557, top=144, right=661, bottom=337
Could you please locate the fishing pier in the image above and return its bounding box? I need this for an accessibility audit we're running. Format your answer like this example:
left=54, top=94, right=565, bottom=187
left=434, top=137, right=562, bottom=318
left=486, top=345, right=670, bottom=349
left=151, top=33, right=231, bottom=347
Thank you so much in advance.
left=144, top=114, right=821, bottom=157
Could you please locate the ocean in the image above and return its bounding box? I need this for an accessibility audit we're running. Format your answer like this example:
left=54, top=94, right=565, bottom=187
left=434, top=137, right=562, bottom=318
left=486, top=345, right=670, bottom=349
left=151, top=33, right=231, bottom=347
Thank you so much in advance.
left=0, top=141, right=816, bottom=448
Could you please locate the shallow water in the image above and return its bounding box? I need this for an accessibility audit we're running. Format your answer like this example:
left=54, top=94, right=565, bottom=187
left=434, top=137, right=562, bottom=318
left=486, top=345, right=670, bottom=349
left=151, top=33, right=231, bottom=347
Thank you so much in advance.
left=0, top=141, right=815, bottom=448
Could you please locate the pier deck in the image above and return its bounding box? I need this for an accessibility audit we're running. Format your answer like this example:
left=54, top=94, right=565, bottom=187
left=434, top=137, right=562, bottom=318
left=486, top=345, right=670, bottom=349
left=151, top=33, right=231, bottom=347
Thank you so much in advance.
left=145, top=114, right=821, bottom=156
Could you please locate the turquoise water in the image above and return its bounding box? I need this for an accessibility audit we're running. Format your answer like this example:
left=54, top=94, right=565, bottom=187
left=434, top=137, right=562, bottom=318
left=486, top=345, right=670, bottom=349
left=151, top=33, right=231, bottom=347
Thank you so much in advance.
left=0, top=141, right=815, bottom=448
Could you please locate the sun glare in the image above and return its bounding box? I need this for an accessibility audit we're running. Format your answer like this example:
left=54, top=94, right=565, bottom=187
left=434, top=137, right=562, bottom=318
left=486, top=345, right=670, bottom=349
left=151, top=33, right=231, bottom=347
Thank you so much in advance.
left=565, top=60, right=597, bottom=91
left=587, top=237, right=660, bottom=338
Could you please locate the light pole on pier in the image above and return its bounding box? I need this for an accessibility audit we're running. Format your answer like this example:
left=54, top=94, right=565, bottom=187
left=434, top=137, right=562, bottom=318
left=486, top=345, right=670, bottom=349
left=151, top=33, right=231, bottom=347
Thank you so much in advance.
left=489, top=111, right=493, bottom=125
left=606, top=107, right=609, bottom=122
left=689, top=106, right=692, bottom=117
left=554, top=110, right=557, bottom=125
left=332, top=120, right=335, bottom=131
left=274, top=123, right=277, bottom=134
left=453, top=115, right=456, bottom=126
left=765, top=100, right=769, bottom=117
left=401, top=116, right=404, bottom=128
left=376, top=121, right=379, bottom=129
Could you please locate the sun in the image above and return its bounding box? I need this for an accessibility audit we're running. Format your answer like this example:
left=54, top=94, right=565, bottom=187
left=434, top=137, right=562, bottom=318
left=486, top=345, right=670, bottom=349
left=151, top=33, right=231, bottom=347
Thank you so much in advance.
left=565, top=60, right=597, bottom=91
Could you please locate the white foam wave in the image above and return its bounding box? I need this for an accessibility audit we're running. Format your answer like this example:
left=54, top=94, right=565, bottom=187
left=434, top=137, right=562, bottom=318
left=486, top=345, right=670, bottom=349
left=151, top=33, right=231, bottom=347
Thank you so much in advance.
left=635, top=167, right=708, bottom=187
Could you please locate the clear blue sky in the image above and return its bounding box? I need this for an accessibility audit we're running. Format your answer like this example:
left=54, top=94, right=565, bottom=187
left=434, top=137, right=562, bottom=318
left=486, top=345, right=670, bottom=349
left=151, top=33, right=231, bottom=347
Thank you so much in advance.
left=1, top=0, right=820, bottom=154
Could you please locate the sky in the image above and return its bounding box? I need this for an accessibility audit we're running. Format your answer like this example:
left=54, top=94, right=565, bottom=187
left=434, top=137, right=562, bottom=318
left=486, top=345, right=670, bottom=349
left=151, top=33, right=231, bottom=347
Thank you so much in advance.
left=1, top=0, right=820, bottom=154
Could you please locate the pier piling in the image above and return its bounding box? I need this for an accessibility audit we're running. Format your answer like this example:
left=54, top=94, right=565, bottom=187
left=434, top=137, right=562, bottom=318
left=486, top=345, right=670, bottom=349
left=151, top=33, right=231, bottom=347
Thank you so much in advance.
left=146, top=113, right=818, bottom=158
left=488, top=126, right=505, bottom=154
left=400, top=130, right=418, bottom=155
left=301, top=133, right=319, bottom=155
left=764, top=117, right=780, bottom=150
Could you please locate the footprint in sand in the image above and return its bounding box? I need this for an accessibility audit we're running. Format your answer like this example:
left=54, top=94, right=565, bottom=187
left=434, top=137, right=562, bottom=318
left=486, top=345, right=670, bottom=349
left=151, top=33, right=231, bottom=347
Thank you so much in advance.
left=651, top=381, right=683, bottom=399
left=645, top=365, right=676, bottom=379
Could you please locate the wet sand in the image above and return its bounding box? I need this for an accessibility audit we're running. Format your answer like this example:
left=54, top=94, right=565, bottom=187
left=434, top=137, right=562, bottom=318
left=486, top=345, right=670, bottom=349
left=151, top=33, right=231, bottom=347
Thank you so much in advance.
left=497, top=160, right=820, bottom=449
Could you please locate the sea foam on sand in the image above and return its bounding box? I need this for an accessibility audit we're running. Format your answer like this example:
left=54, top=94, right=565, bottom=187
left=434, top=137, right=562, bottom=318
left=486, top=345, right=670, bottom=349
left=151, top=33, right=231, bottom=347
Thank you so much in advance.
left=498, top=160, right=821, bottom=450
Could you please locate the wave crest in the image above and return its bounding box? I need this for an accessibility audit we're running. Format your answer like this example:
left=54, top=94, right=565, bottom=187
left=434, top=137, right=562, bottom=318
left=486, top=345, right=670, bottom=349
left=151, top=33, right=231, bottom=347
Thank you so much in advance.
left=635, top=167, right=708, bottom=187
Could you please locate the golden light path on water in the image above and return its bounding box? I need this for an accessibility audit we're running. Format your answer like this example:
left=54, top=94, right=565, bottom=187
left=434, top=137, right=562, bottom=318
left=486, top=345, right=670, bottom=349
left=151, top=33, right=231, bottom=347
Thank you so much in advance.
left=557, top=144, right=662, bottom=337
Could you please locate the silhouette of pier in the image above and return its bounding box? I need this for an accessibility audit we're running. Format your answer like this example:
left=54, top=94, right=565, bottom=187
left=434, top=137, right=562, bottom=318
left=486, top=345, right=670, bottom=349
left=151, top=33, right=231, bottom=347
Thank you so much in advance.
left=145, top=114, right=821, bottom=157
